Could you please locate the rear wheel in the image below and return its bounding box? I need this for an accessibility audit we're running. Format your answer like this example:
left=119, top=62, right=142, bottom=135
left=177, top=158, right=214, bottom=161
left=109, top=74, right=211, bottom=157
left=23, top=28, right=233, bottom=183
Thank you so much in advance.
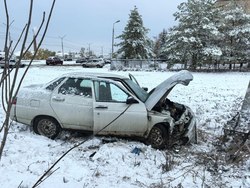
left=33, top=117, right=61, bottom=139
left=147, top=124, right=169, bottom=149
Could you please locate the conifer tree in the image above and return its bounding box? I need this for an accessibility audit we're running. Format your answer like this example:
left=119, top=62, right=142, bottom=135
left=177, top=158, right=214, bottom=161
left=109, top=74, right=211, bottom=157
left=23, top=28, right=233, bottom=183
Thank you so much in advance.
left=153, top=29, right=168, bottom=60
left=218, top=1, right=250, bottom=69
left=116, top=6, right=153, bottom=59
left=162, top=0, right=222, bottom=69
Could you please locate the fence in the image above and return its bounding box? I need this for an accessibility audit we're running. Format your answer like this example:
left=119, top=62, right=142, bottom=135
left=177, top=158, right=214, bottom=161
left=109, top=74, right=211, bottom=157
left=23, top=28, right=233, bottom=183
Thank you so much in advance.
left=110, top=59, right=250, bottom=72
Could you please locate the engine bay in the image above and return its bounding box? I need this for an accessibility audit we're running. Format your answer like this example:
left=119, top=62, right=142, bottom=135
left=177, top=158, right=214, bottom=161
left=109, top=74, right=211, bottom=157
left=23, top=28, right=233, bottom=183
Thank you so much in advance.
left=153, top=98, right=186, bottom=121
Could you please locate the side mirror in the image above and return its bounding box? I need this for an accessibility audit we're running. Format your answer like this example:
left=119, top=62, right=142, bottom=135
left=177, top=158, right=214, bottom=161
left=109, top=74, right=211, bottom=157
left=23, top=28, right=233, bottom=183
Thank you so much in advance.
left=126, top=96, right=139, bottom=104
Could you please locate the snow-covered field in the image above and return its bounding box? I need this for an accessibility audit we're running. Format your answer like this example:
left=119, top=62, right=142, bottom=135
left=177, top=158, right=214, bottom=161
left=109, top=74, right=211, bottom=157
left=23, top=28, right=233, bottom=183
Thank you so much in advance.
left=0, top=64, right=250, bottom=188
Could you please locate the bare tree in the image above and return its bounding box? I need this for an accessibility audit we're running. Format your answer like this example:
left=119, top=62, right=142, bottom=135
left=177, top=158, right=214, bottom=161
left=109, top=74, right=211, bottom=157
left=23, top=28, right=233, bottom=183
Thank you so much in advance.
left=0, top=0, right=56, bottom=160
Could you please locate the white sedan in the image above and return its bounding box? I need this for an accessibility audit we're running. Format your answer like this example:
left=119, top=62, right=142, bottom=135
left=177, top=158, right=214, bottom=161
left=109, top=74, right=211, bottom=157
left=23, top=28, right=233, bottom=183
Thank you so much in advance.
left=10, top=71, right=197, bottom=149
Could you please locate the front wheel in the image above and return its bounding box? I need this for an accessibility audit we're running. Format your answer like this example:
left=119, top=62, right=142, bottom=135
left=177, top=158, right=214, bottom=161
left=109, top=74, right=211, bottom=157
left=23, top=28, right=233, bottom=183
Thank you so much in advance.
left=33, top=117, right=61, bottom=139
left=147, top=124, right=169, bottom=149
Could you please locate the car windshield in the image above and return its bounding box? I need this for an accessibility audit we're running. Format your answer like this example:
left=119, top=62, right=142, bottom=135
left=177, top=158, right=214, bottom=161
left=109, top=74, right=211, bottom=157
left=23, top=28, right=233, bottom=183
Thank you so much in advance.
left=123, top=79, right=149, bottom=102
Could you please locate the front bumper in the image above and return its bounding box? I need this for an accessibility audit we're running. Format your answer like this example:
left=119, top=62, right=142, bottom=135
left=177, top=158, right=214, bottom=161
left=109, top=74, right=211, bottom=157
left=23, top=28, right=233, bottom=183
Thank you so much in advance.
left=171, top=108, right=197, bottom=144
left=184, top=115, right=197, bottom=144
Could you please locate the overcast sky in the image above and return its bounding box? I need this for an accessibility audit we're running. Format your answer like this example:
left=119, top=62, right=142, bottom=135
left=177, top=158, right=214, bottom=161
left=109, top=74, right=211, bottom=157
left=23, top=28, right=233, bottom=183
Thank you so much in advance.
left=0, top=0, right=187, bottom=55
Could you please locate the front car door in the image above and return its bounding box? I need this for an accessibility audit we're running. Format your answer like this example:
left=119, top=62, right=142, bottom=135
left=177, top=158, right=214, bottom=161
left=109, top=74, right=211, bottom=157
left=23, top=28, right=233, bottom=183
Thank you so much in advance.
left=93, top=80, right=148, bottom=137
left=50, top=77, right=94, bottom=130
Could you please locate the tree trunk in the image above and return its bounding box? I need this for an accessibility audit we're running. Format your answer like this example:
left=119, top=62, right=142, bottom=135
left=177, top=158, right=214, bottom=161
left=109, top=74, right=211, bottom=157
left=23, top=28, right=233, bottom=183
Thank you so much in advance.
left=0, top=0, right=56, bottom=161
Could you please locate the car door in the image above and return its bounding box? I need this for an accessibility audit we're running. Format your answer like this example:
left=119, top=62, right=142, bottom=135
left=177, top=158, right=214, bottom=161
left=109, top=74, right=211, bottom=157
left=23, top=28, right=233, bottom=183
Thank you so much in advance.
left=50, top=77, right=94, bottom=130
left=93, top=80, right=148, bottom=137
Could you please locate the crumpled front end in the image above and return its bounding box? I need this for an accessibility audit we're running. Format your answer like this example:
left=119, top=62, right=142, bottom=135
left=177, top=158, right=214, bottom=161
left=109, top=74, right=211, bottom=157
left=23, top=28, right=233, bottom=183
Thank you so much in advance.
left=170, top=106, right=197, bottom=145
left=151, top=98, right=197, bottom=146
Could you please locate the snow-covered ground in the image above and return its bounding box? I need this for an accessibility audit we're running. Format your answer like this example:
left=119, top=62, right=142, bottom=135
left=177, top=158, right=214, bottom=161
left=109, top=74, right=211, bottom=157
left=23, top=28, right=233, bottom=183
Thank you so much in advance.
left=0, top=64, right=250, bottom=188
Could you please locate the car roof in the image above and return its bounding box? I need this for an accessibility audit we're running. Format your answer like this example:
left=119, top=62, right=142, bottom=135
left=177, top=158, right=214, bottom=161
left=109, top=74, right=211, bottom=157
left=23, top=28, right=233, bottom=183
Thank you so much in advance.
left=60, top=72, right=128, bottom=80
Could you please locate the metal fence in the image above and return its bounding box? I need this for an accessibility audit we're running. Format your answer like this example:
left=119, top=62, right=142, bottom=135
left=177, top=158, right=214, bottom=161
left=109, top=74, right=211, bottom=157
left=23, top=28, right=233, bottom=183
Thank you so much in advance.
left=110, top=59, right=250, bottom=72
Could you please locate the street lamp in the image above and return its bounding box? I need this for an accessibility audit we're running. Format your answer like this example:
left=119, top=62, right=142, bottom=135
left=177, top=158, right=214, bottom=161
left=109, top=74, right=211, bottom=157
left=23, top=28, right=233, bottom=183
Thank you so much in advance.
left=111, top=20, right=120, bottom=59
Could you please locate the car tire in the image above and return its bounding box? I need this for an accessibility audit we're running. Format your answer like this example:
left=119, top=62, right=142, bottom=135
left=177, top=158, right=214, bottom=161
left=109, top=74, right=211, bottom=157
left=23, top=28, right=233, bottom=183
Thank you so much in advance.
left=33, top=117, right=61, bottom=139
left=147, top=124, right=169, bottom=149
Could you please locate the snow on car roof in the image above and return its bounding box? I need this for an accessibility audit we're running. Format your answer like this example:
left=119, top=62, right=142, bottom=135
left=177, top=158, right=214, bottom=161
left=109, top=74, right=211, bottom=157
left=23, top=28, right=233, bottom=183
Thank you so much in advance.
left=60, top=72, right=128, bottom=80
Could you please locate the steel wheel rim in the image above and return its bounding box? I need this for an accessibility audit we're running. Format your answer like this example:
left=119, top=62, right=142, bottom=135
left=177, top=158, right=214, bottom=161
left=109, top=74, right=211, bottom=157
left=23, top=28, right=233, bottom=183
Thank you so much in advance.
left=37, top=119, right=57, bottom=138
left=150, top=127, right=164, bottom=146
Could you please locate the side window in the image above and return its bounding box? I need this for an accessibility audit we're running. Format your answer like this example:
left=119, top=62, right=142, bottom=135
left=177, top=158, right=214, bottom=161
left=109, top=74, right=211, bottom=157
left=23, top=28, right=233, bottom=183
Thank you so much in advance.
left=94, top=81, right=128, bottom=102
left=58, top=78, right=92, bottom=97
left=79, top=79, right=92, bottom=97
left=46, top=77, right=65, bottom=91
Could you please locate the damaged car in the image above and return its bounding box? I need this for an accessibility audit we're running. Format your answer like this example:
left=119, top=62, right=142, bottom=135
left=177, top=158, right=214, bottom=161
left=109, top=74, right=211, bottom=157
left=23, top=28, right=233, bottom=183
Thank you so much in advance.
left=10, top=70, right=197, bottom=149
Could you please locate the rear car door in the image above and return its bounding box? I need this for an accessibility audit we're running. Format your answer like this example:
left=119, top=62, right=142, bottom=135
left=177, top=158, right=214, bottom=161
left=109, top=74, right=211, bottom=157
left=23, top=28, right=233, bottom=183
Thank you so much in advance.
left=93, top=80, right=148, bottom=137
left=50, top=77, right=94, bottom=130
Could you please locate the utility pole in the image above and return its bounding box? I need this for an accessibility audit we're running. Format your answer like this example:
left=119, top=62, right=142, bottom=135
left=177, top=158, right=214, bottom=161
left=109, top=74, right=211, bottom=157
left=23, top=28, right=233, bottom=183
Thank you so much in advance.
left=111, top=20, right=120, bottom=59
left=59, top=35, right=66, bottom=59
left=87, top=43, right=91, bottom=57
left=101, top=46, right=103, bottom=57
left=32, top=28, right=37, bottom=52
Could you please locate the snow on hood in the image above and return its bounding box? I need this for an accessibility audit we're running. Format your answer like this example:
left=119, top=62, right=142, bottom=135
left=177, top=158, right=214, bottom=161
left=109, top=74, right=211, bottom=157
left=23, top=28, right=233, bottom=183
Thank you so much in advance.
left=145, top=70, right=193, bottom=111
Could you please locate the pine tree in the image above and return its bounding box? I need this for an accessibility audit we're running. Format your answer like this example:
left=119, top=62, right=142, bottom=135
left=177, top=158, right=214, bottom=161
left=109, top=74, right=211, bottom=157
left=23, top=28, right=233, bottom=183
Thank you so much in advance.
left=153, top=29, right=168, bottom=60
left=218, top=1, right=250, bottom=69
left=162, top=0, right=222, bottom=69
left=116, top=6, right=153, bottom=59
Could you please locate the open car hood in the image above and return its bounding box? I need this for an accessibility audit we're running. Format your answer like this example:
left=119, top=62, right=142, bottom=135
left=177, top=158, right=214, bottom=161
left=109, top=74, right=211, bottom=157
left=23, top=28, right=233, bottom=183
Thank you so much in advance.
left=145, top=70, right=193, bottom=111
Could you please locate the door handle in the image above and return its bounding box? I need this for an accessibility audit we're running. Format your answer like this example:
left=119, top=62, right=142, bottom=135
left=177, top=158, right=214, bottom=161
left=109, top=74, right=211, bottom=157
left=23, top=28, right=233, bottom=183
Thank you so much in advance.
left=52, top=96, right=65, bottom=102
left=95, top=105, right=108, bottom=109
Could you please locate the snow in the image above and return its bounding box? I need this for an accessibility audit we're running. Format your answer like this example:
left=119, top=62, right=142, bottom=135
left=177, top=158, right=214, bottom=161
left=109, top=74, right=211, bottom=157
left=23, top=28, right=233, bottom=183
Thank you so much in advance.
left=203, top=46, right=222, bottom=56
left=1, top=63, right=250, bottom=188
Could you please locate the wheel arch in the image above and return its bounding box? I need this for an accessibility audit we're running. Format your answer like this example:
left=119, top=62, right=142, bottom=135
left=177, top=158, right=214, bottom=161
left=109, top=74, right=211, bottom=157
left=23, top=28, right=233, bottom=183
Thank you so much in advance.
left=32, top=115, right=62, bottom=139
left=146, top=122, right=170, bottom=138
left=32, top=115, right=62, bottom=129
left=146, top=122, right=171, bottom=149
left=155, top=122, right=171, bottom=138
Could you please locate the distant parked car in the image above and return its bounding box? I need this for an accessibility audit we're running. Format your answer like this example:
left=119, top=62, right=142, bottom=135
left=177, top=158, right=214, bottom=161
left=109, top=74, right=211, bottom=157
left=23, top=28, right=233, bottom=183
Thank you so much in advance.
left=64, top=58, right=73, bottom=61
left=0, top=58, right=25, bottom=68
left=46, top=57, right=63, bottom=65
left=104, top=58, right=111, bottom=64
left=82, top=59, right=105, bottom=68
left=76, top=58, right=88, bottom=63
left=10, top=71, right=197, bottom=149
